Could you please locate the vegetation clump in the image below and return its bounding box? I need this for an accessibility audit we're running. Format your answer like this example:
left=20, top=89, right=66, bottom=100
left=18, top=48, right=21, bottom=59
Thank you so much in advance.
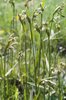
left=0, top=0, right=66, bottom=99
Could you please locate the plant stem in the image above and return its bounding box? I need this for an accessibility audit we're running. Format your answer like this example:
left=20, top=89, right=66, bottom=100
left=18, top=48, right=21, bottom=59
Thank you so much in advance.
left=58, top=71, right=63, bottom=100
left=48, top=21, right=52, bottom=100
left=3, top=55, right=6, bottom=100
left=29, top=41, right=31, bottom=79
left=23, top=23, right=28, bottom=100
left=29, top=21, right=37, bottom=94
left=12, top=2, right=15, bottom=30
left=38, top=13, right=43, bottom=75
left=25, top=34, right=28, bottom=100
left=43, top=60, right=46, bottom=100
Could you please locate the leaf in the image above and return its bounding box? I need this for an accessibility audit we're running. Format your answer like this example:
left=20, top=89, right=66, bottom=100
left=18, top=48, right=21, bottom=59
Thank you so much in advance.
left=48, top=80, right=56, bottom=86
left=27, top=82, right=44, bottom=89
left=41, top=0, right=45, bottom=8
left=5, top=62, right=18, bottom=77
left=29, top=87, right=35, bottom=100
left=45, top=55, right=49, bottom=72
left=43, top=31, right=61, bottom=42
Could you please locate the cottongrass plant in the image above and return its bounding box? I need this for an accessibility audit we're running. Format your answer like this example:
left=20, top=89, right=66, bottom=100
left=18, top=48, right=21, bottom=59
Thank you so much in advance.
left=0, top=0, right=66, bottom=100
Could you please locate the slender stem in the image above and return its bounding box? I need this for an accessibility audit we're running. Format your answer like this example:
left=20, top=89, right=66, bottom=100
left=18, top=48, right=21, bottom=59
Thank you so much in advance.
left=29, top=41, right=31, bottom=79
left=22, top=23, right=27, bottom=100
left=38, top=13, right=43, bottom=75
left=3, top=55, right=6, bottom=100
left=11, top=49, right=13, bottom=68
left=10, top=1, right=16, bottom=31
left=48, top=36, right=51, bottom=77
left=29, top=21, right=37, bottom=94
left=43, top=60, right=46, bottom=100
left=12, top=3, right=15, bottom=29
left=58, top=71, right=63, bottom=100
left=48, top=20, right=53, bottom=100
left=25, top=34, right=28, bottom=100
left=18, top=55, right=21, bottom=76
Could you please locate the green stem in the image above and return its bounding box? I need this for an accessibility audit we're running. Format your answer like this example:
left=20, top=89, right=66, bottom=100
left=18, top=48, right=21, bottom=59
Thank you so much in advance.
left=22, top=23, right=27, bottom=100
left=12, top=3, right=15, bottom=29
left=18, top=55, right=21, bottom=76
left=38, top=13, right=43, bottom=76
left=43, top=60, right=46, bottom=100
left=10, top=1, right=16, bottom=31
left=29, top=21, right=37, bottom=94
left=48, top=20, right=52, bottom=100
left=58, top=71, right=63, bottom=100
left=48, top=36, right=51, bottom=77
left=25, top=34, right=28, bottom=100
left=29, top=41, right=31, bottom=79
left=10, top=49, right=13, bottom=68
left=3, top=55, right=6, bottom=100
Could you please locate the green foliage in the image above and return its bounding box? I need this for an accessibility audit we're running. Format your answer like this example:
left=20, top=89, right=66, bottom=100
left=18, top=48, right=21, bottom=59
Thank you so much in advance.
left=0, top=0, right=66, bottom=100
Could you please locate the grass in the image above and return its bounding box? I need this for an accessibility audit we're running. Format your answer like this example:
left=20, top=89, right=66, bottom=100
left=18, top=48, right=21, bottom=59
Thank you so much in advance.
left=0, top=0, right=66, bottom=100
